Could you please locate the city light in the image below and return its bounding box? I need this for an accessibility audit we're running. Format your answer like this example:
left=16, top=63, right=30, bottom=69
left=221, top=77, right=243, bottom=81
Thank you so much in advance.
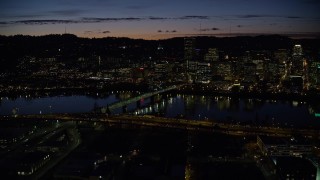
left=0, top=19, right=319, bottom=179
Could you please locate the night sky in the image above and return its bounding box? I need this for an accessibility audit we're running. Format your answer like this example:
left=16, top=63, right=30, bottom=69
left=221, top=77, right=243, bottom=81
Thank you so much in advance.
left=0, top=0, right=319, bottom=39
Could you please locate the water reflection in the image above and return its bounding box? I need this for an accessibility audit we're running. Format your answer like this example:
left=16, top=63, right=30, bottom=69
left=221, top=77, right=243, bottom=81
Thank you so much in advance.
left=0, top=93, right=119, bottom=115
left=1, top=93, right=319, bottom=128
left=132, top=94, right=320, bottom=128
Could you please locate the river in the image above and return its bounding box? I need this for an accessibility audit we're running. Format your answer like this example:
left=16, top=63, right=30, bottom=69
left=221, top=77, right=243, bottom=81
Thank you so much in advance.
left=1, top=92, right=319, bottom=128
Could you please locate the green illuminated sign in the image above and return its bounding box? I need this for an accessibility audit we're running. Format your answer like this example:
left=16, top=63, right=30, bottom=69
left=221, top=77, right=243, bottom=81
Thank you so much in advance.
left=315, top=113, right=320, bottom=117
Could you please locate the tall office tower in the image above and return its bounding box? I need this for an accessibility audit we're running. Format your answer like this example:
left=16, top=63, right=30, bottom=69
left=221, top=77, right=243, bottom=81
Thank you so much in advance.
left=293, top=44, right=303, bottom=56
left=309, top=61, right=320, bottom=87
left=252, top=52, right=265, bottom=80
left=243, top=63, right=257, bottom=78
left=274, top=49, right=288, bottom=64
left=155, top=44, right=164, bottom=63
left=184, top=37, right=195, bottom=71
left=291, top=44, right=304, bottom=76
left=204, top=48, right=219, bottom=62
left=196, top=62, right=211, bottom=83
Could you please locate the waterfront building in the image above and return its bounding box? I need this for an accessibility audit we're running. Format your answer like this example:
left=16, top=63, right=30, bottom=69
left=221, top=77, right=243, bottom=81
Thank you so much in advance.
left=257, top=135, right=313, bottom=157
left=289, top=75, right=304, bottom=93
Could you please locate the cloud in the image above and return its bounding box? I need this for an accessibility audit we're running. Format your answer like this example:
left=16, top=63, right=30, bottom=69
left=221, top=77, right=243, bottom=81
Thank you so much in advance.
left=82, top=17, right=142, bottom=23
left=159, top=30, right=177, bottom=33
left=199, top=27, right=220, bottom=31
left=2, top=15, right=215, bottom=26
left=148, top=16, right=211, bottom=21
left=84, top=30, right=111, bottom=34
left=10, top=17, right=144, bottom=25
left=149, top=16, right=168, bottom=20
left=236, top=14, right=307, bottom=20
left=179, top=16, right=209, bottom=20
left=14, top=19, right=78, bottom=25
left=0, top=21, right=8, bottom=27
left=199, top=28, right=209, bottom=31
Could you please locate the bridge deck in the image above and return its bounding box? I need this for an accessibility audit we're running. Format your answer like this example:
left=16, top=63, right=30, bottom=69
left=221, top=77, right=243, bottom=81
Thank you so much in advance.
left=100, top=85, right=179, bottom=113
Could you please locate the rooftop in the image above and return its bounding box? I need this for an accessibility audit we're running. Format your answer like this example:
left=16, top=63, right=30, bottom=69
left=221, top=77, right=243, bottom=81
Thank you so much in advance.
left=258, top=135, right=310, bottom=146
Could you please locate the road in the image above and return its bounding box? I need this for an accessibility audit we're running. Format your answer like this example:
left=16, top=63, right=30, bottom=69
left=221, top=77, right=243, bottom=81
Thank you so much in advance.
left=0, top=121, right=63, bottom=159
left=0, top=120, right=80, bottom=179
left=2, top=114, right=319, bottom=137
left=32, top=123, right=81, bottom=179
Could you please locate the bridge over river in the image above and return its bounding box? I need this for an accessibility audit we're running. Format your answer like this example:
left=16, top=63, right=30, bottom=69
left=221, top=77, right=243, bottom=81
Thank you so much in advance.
left=99, top=85, right=181, bottom=114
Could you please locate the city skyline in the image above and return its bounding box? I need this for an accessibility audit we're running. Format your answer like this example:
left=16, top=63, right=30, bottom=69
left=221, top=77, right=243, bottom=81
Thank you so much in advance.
left=1, top=0, right=320, bottom=39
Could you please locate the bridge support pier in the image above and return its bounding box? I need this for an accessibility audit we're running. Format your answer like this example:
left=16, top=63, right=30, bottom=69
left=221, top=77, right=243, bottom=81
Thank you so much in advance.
left=106, top=105, right=111, bottom=116
left=150, top=95, right=155, bottom=104
left=122, top=105, right=127, bottom=113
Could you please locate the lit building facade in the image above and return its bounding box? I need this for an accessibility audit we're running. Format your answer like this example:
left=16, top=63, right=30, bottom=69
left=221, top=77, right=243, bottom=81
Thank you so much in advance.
left=265, top=61, right=279, bottom=82
left=309, top=61, right=320, bottom=88
left=184, top=37, right=195, bottom=71
left=204, top=48, right=219, bottom=62
left=242, top=62, right=257, bottom=83
left=274, top=49, right=288, bottom=64
left=196, top=62, right=212, bottom=83
left=213, top=61, right=233, bottom=81
left=291, top=44, right=304, bottom=76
